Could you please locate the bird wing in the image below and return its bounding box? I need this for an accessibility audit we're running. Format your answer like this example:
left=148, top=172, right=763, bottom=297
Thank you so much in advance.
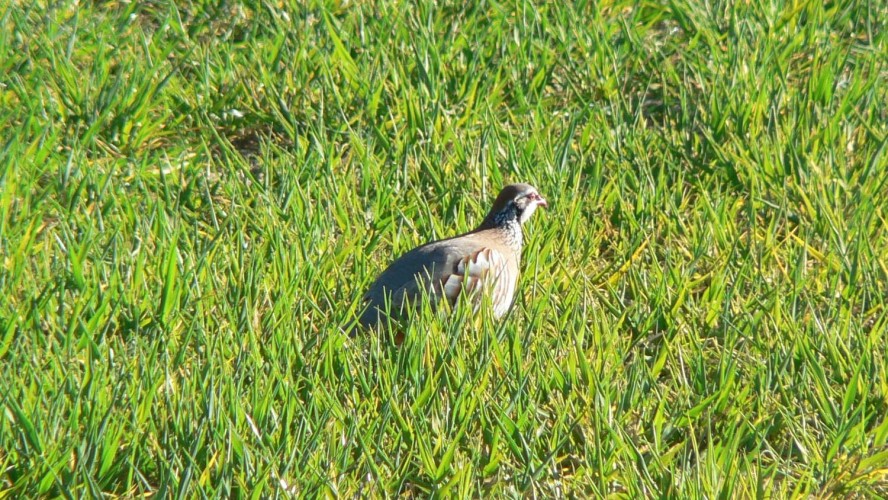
left=359, top=236, right=516, bottom=327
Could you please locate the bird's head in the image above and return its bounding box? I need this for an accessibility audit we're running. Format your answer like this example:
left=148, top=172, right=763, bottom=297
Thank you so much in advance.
left=482, top=183, right=548, bottom=228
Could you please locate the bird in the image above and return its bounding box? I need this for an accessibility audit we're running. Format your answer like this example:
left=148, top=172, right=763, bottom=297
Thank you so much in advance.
left=354, top=183, right=547, bottom=333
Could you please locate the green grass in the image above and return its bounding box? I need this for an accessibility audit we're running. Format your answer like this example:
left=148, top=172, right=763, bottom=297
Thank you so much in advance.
left=2, top=0, right=887, bottom=496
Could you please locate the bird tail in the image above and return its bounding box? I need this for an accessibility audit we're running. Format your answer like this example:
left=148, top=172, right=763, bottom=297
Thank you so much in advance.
left=349, top=305, right=380, bottom=337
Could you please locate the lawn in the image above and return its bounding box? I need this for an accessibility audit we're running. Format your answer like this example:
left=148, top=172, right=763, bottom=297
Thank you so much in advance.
left=1, top=0, right=887, bottom=496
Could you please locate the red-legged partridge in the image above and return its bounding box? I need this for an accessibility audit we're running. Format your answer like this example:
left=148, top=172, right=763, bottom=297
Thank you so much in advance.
left=356, top=183, right=547, bottom=331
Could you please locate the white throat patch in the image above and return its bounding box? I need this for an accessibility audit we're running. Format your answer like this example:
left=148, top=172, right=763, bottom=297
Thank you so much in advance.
left=519, top=202, right=539, bottom=224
